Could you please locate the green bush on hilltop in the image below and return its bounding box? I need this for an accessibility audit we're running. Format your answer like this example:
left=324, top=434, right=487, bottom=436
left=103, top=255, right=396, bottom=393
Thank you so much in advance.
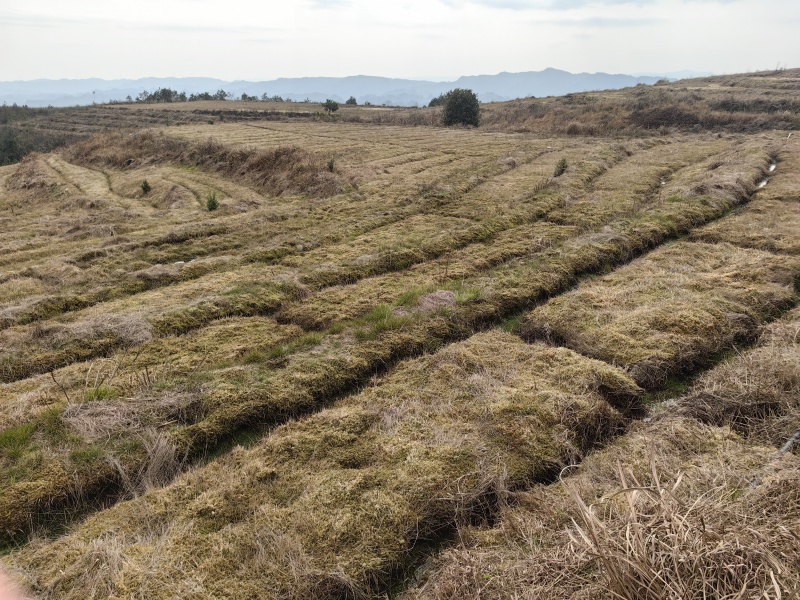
left=442, top=88, right=480, bottom=127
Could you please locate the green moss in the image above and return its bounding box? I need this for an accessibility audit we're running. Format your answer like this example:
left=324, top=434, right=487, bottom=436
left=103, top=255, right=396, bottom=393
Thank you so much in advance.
left=68, top=446, right=104, bottom=465
left=499, top=314, right=522, bottom=333
left=83, top=386, right=119, bottom=402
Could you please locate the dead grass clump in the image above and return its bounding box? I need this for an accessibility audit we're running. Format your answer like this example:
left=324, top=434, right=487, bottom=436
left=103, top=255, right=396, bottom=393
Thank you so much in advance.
left=569, top=463, right=794, bottom=600
left=108, top=429, right=183, bottom=497
left=677, top=306, right=800, bottom=448
left=132, top=263, right=184, bottom=287
left=1, top=313, right=153, bottom=383
left=417, top=290, right=456, bottom=312
left=403, top=418, right=800, bottom=600
left=64, top=130, right=345, bottom=197
left=5, top=154, right=59, bottom=190
left=151, top=184, right=196, bottom=210
left=29, top=313, right=152, bottom=350
left=7, top=332, right=640, bottom=599
left=521, top=241, right=800, bottom=388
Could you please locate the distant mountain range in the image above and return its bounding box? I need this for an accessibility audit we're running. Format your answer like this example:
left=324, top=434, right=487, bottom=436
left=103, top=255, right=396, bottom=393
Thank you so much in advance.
left=0, top=69, right=667, bottom=108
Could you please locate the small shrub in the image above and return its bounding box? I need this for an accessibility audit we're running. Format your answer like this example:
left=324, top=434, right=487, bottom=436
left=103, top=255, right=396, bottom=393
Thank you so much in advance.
left=327, top=158, right=335, bottom=172
left=141, top=180, right=151, bottom=194
left=345, top=96, right=357, bottom=106
left=323, top=99, right=339, bottom=113
left=442, top=88, right=480, bottom=127
left=428, top=92, right=449, bottom=108
left=206, top=191, right=219, bottom=211
left=554, top=158, right=568, bottom=177
left=566, top=122, right=582, bottom=135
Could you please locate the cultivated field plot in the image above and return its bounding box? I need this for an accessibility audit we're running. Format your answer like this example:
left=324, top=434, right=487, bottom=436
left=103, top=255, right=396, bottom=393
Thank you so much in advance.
left=1, top=74, right=799, bottom=598
left=400, top=416, right=800, bottom=599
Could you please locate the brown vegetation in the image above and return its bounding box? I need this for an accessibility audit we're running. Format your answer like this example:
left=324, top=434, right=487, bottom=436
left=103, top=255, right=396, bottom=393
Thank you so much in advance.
left=678, top=305, right=800, bottom=449
left=64, top=130, right=346, bottom=198
left=521, top=241, right=799, bottom=388
left=1, top=69, right=799, bottom=597
left=6, top=332, right=642, bottom=599
left=401, top=417, right=800, bottom=599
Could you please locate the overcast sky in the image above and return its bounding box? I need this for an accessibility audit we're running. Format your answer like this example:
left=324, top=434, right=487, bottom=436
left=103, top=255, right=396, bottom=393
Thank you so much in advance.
left=2, top=0, right=798, bottom=82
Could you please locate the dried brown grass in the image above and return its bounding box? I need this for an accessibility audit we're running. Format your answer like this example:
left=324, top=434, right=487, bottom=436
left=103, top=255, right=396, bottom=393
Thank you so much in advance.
left=691, top=196, right=800, bottom=255
left=678, top=306, right=800, bottom=449
left=521, top=241, right=800, bottom=388
left=404, top=418, right=800, bottom=600
left=6, top=332, right=640, bottom=599
left=569, top=461, right=795, bottom=600
left=5, top=154, right=61, bottom=190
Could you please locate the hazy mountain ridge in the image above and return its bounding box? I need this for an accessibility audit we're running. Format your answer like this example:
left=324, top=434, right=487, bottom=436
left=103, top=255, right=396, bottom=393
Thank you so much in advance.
left=0, top=69, right=662, bottom=107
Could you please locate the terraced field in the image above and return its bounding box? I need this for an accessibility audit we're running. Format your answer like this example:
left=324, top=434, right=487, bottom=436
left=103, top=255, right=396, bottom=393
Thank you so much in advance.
left=1, top=72, right=799, bottom=599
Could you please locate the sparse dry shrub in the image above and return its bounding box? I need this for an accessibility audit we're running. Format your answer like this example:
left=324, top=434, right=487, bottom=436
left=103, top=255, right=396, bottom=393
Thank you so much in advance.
left=565, top=121, right=582, bottom=135
left=630, top=105, right=703, bottom=129
left=469, top=69, right=800, bottom=135
left=564, top=121, right=597, bottom=136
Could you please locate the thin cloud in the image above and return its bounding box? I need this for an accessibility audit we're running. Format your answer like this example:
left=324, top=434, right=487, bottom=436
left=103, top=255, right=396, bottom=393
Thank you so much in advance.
left=538, top=16, right=665, bottom=26
left=440, top=0, right=739, bottom=9
left=304, top=0, right=353, bottom=7
left=0, top=12, right=280, bottom=35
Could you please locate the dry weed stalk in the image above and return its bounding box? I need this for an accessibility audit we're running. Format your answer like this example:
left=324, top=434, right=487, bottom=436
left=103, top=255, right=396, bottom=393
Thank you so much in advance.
left=569, top=459, right=794, bottom=600
left=107, top=429, right=183, bottom=497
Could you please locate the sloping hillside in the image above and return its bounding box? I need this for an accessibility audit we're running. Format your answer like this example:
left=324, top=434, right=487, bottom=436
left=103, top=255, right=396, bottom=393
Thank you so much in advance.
left=1, top=70, right=798, bottom=598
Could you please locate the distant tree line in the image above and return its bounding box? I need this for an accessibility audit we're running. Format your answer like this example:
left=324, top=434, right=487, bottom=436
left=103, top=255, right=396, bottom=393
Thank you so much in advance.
left=130, top=88, right=231, bottom=103
left=125, top=88, right=318, bottom=104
